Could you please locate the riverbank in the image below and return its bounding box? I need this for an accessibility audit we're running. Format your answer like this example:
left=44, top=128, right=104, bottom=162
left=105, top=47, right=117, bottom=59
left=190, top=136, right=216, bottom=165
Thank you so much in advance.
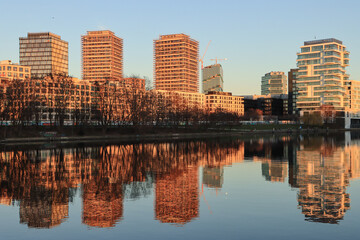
left=1, top=126, right=358, bottom=145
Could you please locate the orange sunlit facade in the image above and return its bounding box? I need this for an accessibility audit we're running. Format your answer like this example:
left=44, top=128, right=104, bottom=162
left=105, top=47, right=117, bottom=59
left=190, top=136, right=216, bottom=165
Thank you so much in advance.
left=19, top=32, right=68, bottom=78
left=154, top=34, right=199, bottom=93
left=121, top=77, right=145, bottom=90
left=0, top=60, right=31, bottom=80
left=205, top=91, right=244, bottom=115
left=155, top=167, right=199, bottom=224
left=82, top=30, right=123, bottom=83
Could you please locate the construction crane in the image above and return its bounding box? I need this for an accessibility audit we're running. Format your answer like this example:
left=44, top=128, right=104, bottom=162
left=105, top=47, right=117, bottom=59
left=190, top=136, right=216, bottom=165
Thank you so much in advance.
left=199, top=40, right=211, bottom=69
left=210, top=57, right=227, bottom=65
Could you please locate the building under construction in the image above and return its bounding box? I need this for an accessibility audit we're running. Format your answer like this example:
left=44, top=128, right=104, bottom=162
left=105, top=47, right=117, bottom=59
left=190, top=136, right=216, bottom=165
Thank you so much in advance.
left=154, top=34, right=199, bottom=93
left=82, top=30, right=123, bottom=83
left=202, top=64, right=223, bottom=94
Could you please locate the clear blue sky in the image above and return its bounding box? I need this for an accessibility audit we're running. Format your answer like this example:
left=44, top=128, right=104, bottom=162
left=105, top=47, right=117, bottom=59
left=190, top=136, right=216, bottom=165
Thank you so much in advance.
left=1, top=0, right=360, bottom=95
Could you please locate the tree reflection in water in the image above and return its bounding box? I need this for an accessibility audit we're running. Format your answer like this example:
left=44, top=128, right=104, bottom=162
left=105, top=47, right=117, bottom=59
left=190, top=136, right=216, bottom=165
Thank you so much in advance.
left=0, top=134, right=359, bottom=228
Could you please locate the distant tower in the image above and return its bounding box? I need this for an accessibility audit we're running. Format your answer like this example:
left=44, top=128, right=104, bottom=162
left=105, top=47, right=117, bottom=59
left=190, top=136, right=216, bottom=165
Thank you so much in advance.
left=154, top=34, right=199, bottom=92
left=261, top=71, right=287, bottom=96
left=202, top=64, right=223, bottom=94
left=19, top=32, right=68, bottom=77
left=82, top=30, right=123, bottom=83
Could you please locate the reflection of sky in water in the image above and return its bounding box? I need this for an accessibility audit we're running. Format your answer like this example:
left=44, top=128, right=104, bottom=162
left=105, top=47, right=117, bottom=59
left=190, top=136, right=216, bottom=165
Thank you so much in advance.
left=1, top=135, right=360, bottom=239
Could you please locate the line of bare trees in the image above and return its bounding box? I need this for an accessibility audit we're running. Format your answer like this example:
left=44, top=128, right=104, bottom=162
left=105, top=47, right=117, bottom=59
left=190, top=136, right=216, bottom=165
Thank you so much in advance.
left=0, top=74, right=242, bottom=132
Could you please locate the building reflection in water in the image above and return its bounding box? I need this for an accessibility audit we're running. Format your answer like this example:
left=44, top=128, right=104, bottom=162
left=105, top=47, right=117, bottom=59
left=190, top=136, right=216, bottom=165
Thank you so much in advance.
left=294, top=137, right=353, bottom=224
left=0, top=136, right=360, bottom=228
left=155, top=167, right=199, bottom=224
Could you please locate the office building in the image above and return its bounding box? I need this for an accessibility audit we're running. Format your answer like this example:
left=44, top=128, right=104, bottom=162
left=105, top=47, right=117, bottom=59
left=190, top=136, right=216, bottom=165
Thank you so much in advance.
left=154, top=34, right=199, bottom=92
left=202, top=64, right=223, bottom=94
left=261, top=71, right=287, bottom=95
left=19, top=32, right=68, bottom=77
left=0, top=60, right=31, bottom=80
left=296, top=38, right=350, bottom=113
left=82, top=30, right=123, bottom=83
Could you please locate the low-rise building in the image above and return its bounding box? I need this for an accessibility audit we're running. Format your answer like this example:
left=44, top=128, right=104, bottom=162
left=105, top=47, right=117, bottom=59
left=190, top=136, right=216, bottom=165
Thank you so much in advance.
left=205, top=91, right=244, bottom=115
left=243, top=94, right=288, bottom=118
left=0, top=60, right=31, bottom=80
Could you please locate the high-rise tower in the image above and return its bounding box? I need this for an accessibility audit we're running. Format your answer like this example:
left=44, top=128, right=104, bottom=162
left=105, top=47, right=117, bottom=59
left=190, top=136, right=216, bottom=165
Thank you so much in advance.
left=82, top=30, right=123, bottom=83
left=154, top=34, right=199, bottom=92
left=296, top=38, right=350, bottom=113
left=19, top=32, right=68, bottom=77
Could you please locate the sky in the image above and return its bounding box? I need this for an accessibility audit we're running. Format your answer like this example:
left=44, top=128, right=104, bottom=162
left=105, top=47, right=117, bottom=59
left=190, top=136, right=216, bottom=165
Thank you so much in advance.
left=1, top=0, right=360, bottom=95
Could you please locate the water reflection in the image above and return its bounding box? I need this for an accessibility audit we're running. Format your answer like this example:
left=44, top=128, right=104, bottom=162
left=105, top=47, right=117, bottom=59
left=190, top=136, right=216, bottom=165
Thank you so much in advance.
left=0, top=134, right=360, bottom=228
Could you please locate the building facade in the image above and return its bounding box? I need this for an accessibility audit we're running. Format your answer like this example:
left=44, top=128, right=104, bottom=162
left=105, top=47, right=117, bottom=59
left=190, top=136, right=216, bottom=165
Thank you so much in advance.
left=154, top=34, right=199, bottom=92
left=202, top=64, right=223, bottom=94
left=0, top=60, right=31, bottom=80
left=296, top=38, right=350, bottom=113
left=156, top=90, right=205, bottom=109
left=243, top=94, right=288, bottom=117
left=346, top=80, right=360, bottom=111
left=19, top=32, right=68, bottom=77
left=205, top=91, right=244, bottom=115
left=288, top=68, right=299, bottom=115
left=261, top=71, right=287, bottom=95
left=81, top=30, right=123, bottom=83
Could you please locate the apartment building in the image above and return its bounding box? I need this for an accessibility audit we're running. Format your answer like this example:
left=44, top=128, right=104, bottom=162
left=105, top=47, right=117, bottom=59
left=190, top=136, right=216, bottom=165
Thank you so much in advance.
left=296, top=38, right=350, bottom=113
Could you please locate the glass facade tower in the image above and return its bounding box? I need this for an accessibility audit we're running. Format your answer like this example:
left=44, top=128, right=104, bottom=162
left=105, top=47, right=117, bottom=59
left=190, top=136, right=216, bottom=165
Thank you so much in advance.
left=202, top=64, right=223, bottom=94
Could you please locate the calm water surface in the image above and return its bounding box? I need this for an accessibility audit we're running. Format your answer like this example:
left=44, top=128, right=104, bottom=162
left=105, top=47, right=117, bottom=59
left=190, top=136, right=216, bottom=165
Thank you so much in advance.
left=1, top=133, right=360, bottom=240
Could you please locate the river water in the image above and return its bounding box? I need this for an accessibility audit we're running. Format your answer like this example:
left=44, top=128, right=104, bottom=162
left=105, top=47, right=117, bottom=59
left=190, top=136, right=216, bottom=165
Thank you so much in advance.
left=1, top=133, right=360, bottom=240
